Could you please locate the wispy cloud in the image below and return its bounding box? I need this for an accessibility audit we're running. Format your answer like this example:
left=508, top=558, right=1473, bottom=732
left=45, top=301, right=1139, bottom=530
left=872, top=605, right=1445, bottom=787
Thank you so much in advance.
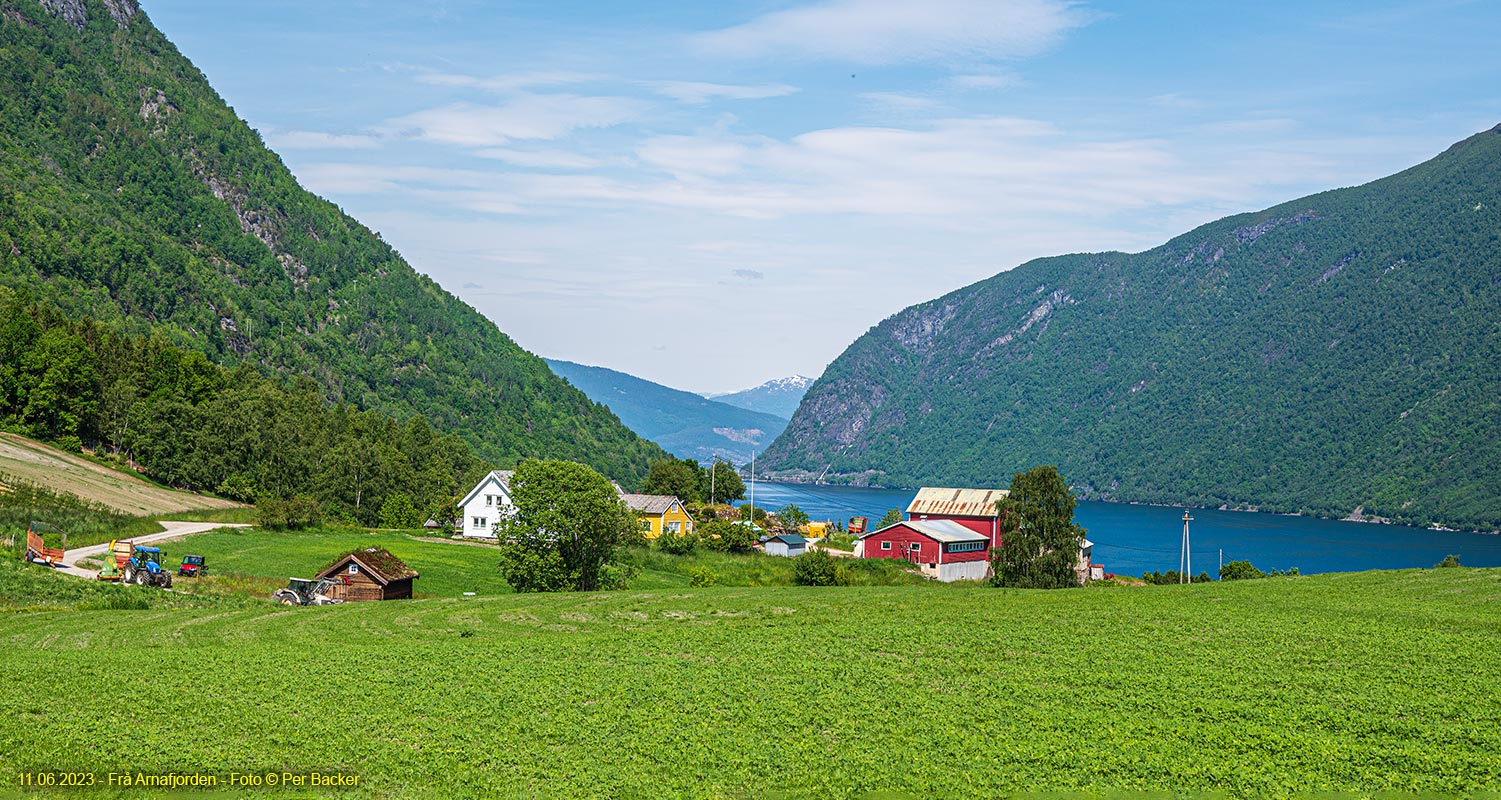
left=647, top=80, right=800, bottom=104
left=265, top=130, right=381, bottom=150
left=692, top=0, right=1093, bottom=64
left=858, top=91, right=942, bottom=114
left=387, top=94, right=644, bottom=146
left=733, top=268, right=765, bottom=280
left=414, top=69, right=602, bottom=92
left=473, top=147, right=605, bottom=169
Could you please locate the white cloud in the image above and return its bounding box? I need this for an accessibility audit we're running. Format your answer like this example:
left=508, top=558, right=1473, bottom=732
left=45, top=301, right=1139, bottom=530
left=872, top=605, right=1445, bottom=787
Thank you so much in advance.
left=414, top=69, right=602, bottom=92
left=948, top=72, right=1023, bottom=90
left=858, top=91, right=942, bottom=114
left=692, top=0, right=1093, bottom=64
left=648, top=80, right=800, bottom=104
left=387, top=94, right=644, bottom=146
left=473, top=148, right=605, bottom=169
left=265, top=130, right=381, bottom=150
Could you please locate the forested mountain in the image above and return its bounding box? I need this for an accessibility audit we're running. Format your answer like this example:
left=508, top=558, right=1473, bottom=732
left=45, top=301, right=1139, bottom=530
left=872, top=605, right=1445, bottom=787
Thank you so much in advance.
left=762, top=125, right=1501, bottom=531
left=706, top=375, right=813, bottom=420
left=545, top=359, right=787, bottom=464
left=0, top=0, right=665, bottom=485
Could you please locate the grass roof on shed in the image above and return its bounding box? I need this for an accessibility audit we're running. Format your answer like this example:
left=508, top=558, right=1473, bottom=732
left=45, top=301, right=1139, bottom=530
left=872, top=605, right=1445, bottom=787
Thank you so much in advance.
left=319, top=546, right=418, bottom=581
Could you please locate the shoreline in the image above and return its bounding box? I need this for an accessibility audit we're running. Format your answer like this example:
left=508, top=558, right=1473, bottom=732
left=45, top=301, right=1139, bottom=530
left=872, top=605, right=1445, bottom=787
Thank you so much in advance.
left=752, top=475, right=1501, bottom=536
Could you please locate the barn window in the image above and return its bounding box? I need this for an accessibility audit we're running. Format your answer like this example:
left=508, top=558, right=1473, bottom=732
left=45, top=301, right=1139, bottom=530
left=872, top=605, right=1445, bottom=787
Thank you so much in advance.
left=348, top=564, right=359, bottom=575
left=880, top=541, right=892, bottom=551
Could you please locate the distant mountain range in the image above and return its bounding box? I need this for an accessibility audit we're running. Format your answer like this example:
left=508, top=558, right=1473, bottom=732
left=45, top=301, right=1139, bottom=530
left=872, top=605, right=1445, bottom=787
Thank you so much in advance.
left=706, top=375, right=815, bottom=420
left=545, top=360, right=789, bottom=464
left=762, top=125, right=1501, bottom=532
left=0, top=0, right=665, bottom=485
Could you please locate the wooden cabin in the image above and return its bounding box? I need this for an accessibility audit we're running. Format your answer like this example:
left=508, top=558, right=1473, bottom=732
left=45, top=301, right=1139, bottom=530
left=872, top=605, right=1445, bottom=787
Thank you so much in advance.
left=315, top=546, right=418, bottom=602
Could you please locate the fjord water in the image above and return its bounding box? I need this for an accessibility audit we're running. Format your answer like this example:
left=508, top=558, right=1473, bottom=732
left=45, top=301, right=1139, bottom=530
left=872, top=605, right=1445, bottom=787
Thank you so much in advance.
left=750, top=481, right=1501, bottom=576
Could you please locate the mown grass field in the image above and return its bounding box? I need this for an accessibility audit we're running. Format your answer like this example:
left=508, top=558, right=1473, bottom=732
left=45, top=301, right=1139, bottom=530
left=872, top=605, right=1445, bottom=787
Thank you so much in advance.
left=151, top=527, right=931, bottom=599
left=0, top=433, right=240, bottom=516
left=2, top=564, right=1498, bottom=799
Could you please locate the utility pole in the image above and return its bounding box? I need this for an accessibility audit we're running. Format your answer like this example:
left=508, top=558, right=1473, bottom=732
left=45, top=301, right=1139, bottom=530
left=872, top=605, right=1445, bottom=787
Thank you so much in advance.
left=709, top=455, right=716, bottom=506
left=1219, top=548, right=1223, bottom=580
left=750, top=450, right=756, bottom=526
left=1180, top=509, right=1194, bottom=584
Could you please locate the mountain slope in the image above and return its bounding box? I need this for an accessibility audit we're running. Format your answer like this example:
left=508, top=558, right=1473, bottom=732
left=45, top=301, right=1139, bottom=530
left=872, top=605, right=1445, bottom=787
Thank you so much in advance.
left=545, top=359, right=787, bottom=464
left=0, top=0, right=664, bottom=485
left=762, top=126, right=1501, bottom=530
left=707, top=376, right=814, bottom=420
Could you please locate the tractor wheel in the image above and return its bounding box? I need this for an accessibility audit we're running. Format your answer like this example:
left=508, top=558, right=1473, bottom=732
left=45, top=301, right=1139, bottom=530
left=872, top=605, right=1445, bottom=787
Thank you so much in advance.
left=162, top=575, right=173, bottom=589
left=123, top=566, right=136, bottom=585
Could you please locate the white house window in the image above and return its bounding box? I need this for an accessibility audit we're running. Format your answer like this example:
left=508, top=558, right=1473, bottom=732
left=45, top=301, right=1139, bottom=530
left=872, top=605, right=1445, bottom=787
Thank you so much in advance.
left=348, top=564, right=359, bottom=575
left=473, top=517, right=488, bottom=528
left=881, top=541, right=892, bottom=551
left=486, top=495, right=493, bottom=506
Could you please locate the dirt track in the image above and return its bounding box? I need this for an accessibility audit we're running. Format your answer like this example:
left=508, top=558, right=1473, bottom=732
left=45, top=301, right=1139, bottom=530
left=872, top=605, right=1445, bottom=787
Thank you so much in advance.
left=55, top=521, right=252, bottom=579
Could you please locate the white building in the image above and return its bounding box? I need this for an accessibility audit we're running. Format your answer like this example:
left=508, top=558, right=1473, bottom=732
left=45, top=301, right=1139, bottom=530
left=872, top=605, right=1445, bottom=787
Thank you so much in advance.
left=458, top=470, right=515, bottom=539
left=763, top=533, right=808, bottom=558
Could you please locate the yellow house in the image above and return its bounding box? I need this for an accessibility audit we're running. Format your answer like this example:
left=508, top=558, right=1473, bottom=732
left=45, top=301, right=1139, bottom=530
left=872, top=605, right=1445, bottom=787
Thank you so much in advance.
left=620, top=494, right=694, bottom=539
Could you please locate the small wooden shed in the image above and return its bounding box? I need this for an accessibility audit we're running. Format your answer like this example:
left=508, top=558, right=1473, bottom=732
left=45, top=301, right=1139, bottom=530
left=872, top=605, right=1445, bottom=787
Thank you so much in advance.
left=764, top=533, right=808, bottom=558
left=315, top=546, right=418, bottom=602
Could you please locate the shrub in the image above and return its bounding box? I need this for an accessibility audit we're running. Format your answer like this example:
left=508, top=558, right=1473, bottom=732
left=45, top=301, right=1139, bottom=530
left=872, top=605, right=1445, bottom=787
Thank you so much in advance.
left=687, top=566, right=717, bottom=588
left=700, top=519, right=757, bottom=553
left=792, top=549, right=849, bottom=587
left=1220, top=560, right=1266, bottom=581
left=1436, top=554, right=1461, bottom=568
left=656, top=528, right=697, bottom=555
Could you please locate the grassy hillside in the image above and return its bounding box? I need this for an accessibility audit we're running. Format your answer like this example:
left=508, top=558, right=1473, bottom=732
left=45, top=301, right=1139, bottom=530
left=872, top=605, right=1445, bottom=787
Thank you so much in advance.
left=1, top=567, right=1497, bottom=798
left=0, top=0, right=665, bottom=485
left=0, top=432, right=236, bottom=515
left=546, top=358, right=790, bottom=464
left=763, top=127, right=1501, bottom=531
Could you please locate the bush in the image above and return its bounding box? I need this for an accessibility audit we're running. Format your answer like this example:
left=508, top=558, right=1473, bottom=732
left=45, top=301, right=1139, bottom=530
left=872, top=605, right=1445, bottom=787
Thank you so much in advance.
left=687, top=566, right=717, bottom=588
left=1219, top=560, right=1266, bottom=581
left=656, top=528, right=697, bottom=555
left=792, top=549, right=850, bottom=586
left=1436, top=554, right=1461, bottom=568
left=700, top=519, right=758, bottom=552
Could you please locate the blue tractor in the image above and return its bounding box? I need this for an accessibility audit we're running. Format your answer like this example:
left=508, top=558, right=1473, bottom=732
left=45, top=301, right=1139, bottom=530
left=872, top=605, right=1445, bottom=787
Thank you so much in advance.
left=123, top=545, right=174, bottom=588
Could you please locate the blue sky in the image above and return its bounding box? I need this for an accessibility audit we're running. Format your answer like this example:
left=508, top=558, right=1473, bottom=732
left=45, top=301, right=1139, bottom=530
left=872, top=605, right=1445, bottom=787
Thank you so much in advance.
left=142, top=0, right=1500, bottom=393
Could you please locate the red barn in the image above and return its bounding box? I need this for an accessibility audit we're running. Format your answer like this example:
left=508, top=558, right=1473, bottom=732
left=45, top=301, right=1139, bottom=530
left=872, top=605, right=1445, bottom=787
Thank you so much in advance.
left=857, top=519, right=991, bottom=582
left=905, top=486, right=1010, bottom=548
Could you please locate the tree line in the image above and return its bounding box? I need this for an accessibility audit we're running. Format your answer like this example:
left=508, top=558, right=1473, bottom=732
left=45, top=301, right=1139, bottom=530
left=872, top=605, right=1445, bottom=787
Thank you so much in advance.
left=0, top=289, right=489, bottom=527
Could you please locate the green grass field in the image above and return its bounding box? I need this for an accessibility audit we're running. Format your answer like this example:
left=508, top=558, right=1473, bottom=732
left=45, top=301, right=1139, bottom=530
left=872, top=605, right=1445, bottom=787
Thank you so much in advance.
left=2, top=562, right=1498, bottom=799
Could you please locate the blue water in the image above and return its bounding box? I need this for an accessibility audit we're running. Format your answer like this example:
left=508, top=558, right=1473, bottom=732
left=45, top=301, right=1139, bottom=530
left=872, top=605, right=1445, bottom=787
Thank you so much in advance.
left=747, top=481, right=1501, bottom=576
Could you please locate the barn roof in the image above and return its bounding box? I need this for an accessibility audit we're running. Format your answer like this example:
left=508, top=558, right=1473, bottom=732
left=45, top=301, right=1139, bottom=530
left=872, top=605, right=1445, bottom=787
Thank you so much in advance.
left=317, top=546, right=419, bottom=584
left=620, top=493, right=680, bottom=515
left=860, top=519, right=989, bottom=544
left=905, top=486, right=1009, bottom=518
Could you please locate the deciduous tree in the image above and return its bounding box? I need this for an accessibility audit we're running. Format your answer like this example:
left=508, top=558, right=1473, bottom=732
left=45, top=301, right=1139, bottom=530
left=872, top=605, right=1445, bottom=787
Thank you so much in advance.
left=991, top=465, right=1087, bottom=589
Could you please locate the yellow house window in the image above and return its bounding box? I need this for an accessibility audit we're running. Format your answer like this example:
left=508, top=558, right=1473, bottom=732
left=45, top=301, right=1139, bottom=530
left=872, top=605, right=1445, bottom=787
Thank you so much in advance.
left=640, top=519, right=652, bottom=532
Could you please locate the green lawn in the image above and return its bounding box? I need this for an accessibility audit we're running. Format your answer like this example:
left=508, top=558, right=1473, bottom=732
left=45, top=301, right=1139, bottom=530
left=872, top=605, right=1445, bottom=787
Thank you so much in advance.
left=2, top=565, right=1499, bottom=799
left=164, top=527, right=512, bottom=599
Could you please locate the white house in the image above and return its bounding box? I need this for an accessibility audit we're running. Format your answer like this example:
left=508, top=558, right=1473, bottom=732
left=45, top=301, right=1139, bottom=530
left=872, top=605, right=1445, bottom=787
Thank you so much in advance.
left=458, top=470, right=515, bottom=539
